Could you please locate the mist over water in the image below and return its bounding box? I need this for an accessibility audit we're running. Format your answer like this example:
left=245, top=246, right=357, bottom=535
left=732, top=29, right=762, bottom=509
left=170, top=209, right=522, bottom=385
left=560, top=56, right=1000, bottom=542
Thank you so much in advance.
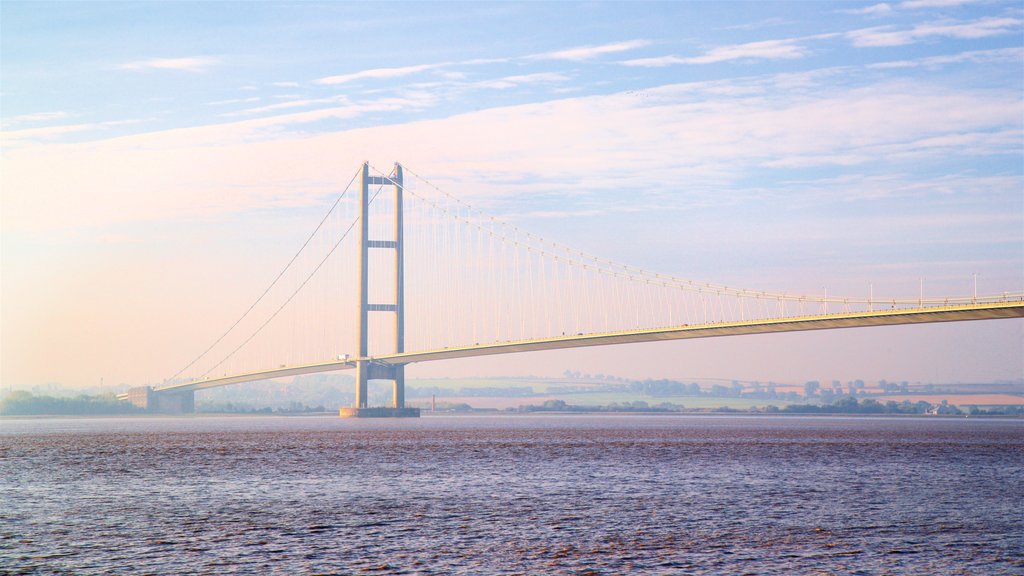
left=2, top=415, right=1022, bottom=575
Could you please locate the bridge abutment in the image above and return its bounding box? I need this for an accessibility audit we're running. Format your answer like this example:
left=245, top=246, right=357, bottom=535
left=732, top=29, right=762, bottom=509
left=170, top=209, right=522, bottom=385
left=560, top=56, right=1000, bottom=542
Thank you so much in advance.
left=125, top=386, right=195, bottom=414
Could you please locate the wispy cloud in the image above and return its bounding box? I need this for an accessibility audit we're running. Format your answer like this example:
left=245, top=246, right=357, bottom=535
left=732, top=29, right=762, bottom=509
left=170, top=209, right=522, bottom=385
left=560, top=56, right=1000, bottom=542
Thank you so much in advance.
left=1, top=123, right=98, bottom=141
left=477, top=73, right=570, bottom=90
left=535, top=40, right=650, bottom=61
left=869, top=46, right=1024, bottom=68
left=838, top=3, right=894, bottom=15
left=623, top=38, right=809, bottom=67
left=315, top=64, right=439, bottom=85
left=226, top=96, right=346, bottom=116
left=687, top=38, right=811, bottom=63
left=212, top=91, right=438, bottom=134
left=1, top=118, right=143, bottom=146
left=118, top=56, right=221, bottom=72
left=722, top=17, right=788, bottom=31
left=620, top=55, right=688, bottom=68
left=207, top=97, right=261, bottom=106
left=12, top=72, right=1016, bottom=220
left=848, top=16, right=1022, bottom=46
left=2, top=111, right=72, bottom=127
left=271, top=81, right=300, bottom=88
left=900, top=0, right=982, bottom=8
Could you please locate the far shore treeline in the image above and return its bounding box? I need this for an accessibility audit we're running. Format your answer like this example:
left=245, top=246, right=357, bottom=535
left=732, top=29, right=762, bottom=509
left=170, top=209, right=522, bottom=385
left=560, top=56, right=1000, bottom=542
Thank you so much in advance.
left=511, top=397, right=1019, bottom=416
left=2, top=390, right=1021, bottom=417
left=0, top=391, right=144, bottom=416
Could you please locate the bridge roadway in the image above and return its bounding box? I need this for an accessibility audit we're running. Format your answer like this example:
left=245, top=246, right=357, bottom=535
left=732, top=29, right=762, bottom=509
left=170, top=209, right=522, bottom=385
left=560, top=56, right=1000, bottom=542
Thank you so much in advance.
left=141, top=300, right=1024, bottom=395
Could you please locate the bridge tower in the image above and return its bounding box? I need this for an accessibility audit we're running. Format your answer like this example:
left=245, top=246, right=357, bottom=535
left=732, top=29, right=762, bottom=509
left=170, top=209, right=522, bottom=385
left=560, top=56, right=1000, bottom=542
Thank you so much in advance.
left=341, top=162, right=419, bottom=417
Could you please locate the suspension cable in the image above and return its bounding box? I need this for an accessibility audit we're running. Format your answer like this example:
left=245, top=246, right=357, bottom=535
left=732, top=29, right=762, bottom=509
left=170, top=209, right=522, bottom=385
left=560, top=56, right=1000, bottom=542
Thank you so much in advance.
left=165, top=167, right=361, bottom=383
left=200, top=181, right=389, bottom=377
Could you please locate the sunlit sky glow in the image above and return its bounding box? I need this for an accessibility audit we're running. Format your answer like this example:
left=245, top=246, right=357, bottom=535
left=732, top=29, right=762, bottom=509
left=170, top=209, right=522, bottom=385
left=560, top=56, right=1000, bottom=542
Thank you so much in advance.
left=2, top=1, right=1022, bottom=389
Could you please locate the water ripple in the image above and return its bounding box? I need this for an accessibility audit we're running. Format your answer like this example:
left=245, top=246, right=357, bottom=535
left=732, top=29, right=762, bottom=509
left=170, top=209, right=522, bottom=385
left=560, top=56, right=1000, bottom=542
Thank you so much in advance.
left=1, top=415, right=1021, bottom=574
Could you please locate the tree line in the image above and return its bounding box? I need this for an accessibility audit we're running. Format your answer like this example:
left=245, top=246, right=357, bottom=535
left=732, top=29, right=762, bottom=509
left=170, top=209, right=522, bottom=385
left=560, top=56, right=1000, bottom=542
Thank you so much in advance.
left=0, top=391, right=144, bottom=416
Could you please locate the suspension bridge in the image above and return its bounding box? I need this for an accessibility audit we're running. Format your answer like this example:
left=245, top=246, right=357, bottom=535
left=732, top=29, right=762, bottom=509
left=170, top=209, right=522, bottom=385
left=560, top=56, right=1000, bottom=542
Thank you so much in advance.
left=121, top=163, right=1024, bottom=415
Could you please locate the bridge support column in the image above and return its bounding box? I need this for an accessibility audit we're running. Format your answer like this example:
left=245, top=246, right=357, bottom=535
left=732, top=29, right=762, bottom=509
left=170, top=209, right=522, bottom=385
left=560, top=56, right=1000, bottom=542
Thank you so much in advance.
left=393, top=365, right=405, bottom=409
left=355, top=361, right=369, bottom=408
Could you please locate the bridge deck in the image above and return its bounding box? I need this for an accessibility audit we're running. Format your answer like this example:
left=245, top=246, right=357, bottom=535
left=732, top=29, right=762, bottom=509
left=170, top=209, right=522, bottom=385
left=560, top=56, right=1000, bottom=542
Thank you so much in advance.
left=144, top=301, right=1023, bottom=395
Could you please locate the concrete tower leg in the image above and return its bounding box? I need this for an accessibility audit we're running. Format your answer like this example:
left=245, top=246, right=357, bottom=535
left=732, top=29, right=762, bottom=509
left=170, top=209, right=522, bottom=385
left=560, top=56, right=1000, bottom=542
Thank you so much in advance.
left=355, top=361, right=369, bottom=409
left=392, top=365, right=405, bottom=408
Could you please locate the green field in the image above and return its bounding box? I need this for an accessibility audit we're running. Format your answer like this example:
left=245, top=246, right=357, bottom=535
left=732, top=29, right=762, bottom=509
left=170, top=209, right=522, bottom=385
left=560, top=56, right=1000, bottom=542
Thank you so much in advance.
left=410, top=377, right=598, bottom=392
left=541, top=392, right=785, bottom=410
left=408, top=377, right=792, bottom=410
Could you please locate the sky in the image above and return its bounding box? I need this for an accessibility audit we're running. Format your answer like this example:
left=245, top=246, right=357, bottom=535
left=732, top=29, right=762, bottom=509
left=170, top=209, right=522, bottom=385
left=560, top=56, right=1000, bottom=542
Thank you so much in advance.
left=2, top=1, right=1022, bottom=390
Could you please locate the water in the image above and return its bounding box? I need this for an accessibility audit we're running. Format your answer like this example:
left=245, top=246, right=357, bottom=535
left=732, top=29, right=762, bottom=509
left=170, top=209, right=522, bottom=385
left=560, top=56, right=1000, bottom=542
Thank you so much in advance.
left=2, top=415, right=1022, bottom=575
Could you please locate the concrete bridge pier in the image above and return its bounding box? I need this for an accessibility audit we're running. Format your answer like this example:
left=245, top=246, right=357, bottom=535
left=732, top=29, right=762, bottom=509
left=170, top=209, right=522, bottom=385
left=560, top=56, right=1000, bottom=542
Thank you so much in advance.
left=339, top=361, right=419, bottom=417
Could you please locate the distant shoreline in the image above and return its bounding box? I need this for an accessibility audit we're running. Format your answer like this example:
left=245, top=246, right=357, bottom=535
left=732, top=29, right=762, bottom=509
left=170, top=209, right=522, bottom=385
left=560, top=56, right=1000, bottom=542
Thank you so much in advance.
left=3, top=411, right=1021, bottom=420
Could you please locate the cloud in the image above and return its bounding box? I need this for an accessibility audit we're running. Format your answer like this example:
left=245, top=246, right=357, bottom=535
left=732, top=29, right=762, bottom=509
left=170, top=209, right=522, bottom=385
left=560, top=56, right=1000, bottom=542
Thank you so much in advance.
left=535, top=40, right=650, bottom=61
left=838, top=3, right=894, bottom=15
left=900, top=0, right=981, bottom=8
left=207, top=97, right=261, bottom=106
left=227, top=97, right=342, bottom=116
left=1, top=118, right=148, bottom=148
left=5, top=71, right=1019, bottom=234
left=118, top=56, right=221, bottom=72
left=620, top=55, right=689, bottom=68
left=622, top=38, right=808, bottom=66
left=2, top=111, right=72, bottom=126
left=272, top=81, right=300, bottom=88
left=722, top=17, right=788, bottom=31
left=1, top=123, right=99, bottom=142
left=767, top=126, right=1024, bottom=169
left=1, top=92, right=435, bottom=151
left=477, top=73, right=570, bottom=90
left=223, top=93, right=436, bottom=130
left=315, top=64, right=439, bottom=85
left=688, top=39, right=810, bottom=63
left=868, top=46, right=1024, bottom=68
left=848, top=16, right=1022, bottom=46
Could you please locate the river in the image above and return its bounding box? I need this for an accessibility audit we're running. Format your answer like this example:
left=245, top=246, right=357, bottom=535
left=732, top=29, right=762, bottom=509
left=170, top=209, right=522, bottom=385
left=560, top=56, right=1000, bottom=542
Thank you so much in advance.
left=2, top=414, right=1021, bottom=574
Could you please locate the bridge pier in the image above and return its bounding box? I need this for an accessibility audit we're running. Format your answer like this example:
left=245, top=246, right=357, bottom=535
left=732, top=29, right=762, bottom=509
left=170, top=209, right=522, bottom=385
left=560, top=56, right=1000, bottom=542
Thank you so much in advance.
left=338, top=406, right=420, bottom=417
left=341, top=361, right=418, bottom=417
